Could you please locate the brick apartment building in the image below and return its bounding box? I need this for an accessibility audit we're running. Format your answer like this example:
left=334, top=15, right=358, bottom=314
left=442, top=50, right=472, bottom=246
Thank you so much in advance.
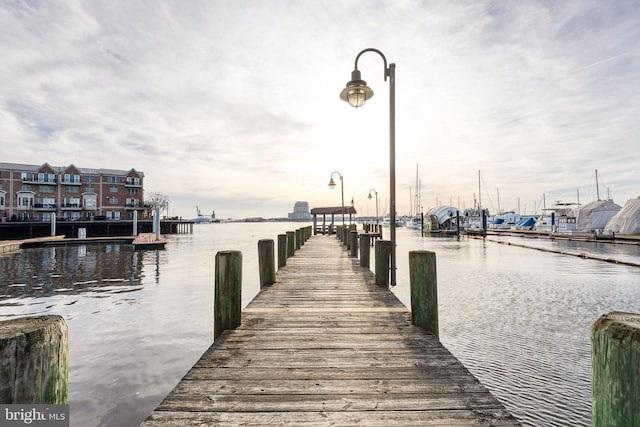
left=0, top=162, right=145, bottom=221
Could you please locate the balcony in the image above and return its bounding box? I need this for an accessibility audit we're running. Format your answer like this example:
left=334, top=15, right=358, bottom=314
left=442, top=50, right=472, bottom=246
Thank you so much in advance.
left=125, top=202, right=143, bottom=210
left=61, top=203, right=81, bottom=210
left=125, top=179, right=142, bottom=188
left=22, top=177, right=57, bottom=185
left=60, top=180, right=82, bottom=186
left=33, top=203, right=57, bottom=211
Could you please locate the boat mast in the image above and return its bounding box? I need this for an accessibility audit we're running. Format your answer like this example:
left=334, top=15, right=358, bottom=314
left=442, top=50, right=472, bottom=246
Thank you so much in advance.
left=477, top=170, right=481, bottom=209
left=415, top=164, right=419, bottom=216
left=595, top=169, right=600, bottom=201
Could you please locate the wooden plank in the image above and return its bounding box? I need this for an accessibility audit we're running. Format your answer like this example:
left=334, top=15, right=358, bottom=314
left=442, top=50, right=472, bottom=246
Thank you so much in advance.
left=142, top=409, right=518, bottom=426
left=140, top=235, right=519, bottom=426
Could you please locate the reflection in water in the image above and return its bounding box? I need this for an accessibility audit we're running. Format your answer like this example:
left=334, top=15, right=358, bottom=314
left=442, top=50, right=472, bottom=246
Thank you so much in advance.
left=0, top=244, right=146, bottom=308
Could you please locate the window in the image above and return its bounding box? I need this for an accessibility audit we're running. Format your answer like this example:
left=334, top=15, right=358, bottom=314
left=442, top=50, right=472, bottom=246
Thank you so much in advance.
left=83, top=194, right=97, bottom=209
left=126, top=177, right=141, bottom=185
left=84, top=187, right=95, bottom=193
left=21, top=172, right=35, bottom=181
left=109, top=186, right=118, bottom=193
left=64, top=174, right=80, bottom=183
left=17, top=192, right=34, bottom=207
left=85, top=176, right=95, bottom=183
left=39, top=173, right=56, bottom=183
left=106, top=211, right=121, bottom=220
left=21, top=184, right=32, bottom=191
left=0, top=194, right=5, bottom=207
left=126, top=198, right=139, bottom=207
left=39, top=186, right=54, bottom=193
left=108, top=197, right=118, bottom=205
left=63, top=197, right=80, bottom=207
left=65, top=186, right=79, bottom=193
left=107, top=176, right=119, bottom=183
left=127, top=188, right=139, bottom=195
left=38, top=197, right=55, bottom=207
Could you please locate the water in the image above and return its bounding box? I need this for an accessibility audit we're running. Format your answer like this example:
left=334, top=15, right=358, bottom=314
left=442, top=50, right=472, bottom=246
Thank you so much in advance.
left=2, top=223, right=640, bottom=426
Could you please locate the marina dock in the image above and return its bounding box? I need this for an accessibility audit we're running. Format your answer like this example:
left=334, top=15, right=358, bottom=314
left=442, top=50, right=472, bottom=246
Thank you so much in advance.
left=140, top=234, right=518, bottom=426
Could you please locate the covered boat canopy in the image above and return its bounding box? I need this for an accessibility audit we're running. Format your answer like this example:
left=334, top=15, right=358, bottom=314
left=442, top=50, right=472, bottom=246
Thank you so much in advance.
left=605, top=198, right=640, bottom=235
left=513, top=217, right=536, bottom=229
left=575, top=199, right=621, bottom=232
left=426, top=205, right=459, bottom=226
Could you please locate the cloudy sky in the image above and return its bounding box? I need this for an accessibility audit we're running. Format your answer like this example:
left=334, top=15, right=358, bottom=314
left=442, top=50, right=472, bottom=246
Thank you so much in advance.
left=1, top=1, right=638, bottom=219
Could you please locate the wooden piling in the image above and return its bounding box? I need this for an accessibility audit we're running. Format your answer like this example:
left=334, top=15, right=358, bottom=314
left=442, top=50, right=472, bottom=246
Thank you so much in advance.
left=592, top=311, right=640, bottom=426
left=375, top=239, right=391, bottom=288
left=349, top=230, right=358, bottom=257
left=0, top=315, right=68, bottom=404
left=214, top=250, right=242, bottom=341
left=286, top=231, right=295, bottom=258
left=277, top=234, right=287, bottom=269
left=295, top=229, right=301, bottom=250
left=359, top=234, right=371, bottom=267
left=258, top=239, right=276, bottom=288
left=409, top=251, right=439, bottom=339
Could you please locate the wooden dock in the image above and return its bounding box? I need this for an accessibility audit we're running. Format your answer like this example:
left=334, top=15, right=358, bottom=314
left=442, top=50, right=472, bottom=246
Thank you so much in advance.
left=140, top=235, right=519, bottom=426
left=132, top=233, right=166, bottom=250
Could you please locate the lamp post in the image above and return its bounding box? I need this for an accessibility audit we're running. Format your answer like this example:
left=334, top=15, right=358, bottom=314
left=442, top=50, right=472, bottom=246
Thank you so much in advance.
left=328, top=171, right=345, bottom=226
left=368, top=188, right=379, bottom=226
left=340, top=48, right=396, bottom=287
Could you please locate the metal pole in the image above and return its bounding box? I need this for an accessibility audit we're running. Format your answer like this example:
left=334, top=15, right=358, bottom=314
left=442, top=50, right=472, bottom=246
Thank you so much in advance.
left=375, top=192, right=379, bottom=226
left=389, top=63, right=396, bottom=287
left=341, top=176, right=345, bottom=226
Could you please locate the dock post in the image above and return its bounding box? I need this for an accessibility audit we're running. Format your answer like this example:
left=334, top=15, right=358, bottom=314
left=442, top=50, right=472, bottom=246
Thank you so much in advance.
left=214, top=250, right=242, bottom=341
left=409, top=251, right=439, bottom=338
left=258, top=239, right=275, bottom=288
left=374, top=240, right=391, bottom=287
left=295, top=229, right=301, bottom=250
left=349, top=230, right=358, bottom=257
left=359, top=234, right=370, bottom=267
left=133, top=210, right=138, bottom=236
left=286, top=231, right=295, bottom=258
left=592, top=311, right=640, bottom=426
left=0, top=315, right=68, bottom=403
left=277, top=234, right=287, bottom=269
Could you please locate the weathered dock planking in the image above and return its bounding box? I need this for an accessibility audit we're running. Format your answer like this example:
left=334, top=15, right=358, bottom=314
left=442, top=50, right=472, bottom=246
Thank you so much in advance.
left=140, top=235, right=519, bottom=426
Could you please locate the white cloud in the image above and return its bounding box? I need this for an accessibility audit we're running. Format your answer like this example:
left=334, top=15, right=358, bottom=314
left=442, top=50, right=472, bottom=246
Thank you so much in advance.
left=1, top=0, right=638, bottom=218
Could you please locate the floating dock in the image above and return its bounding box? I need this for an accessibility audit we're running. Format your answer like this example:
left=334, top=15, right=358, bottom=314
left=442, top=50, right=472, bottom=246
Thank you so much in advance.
left=140, top=235, right=518, bottom=426
left=132, top=233, right=166, bottom=250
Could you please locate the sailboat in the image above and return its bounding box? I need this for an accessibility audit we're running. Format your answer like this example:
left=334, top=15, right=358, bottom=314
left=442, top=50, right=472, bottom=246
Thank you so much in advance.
left=406, top=164, right=423, bottom=230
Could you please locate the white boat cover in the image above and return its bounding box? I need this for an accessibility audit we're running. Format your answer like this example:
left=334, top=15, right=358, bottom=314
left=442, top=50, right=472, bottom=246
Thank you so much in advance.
left=604, top=198, right=640, bottom=235
left=575, top=200, right=621, bottom=232
left=426, top=205, right=459, bottom=226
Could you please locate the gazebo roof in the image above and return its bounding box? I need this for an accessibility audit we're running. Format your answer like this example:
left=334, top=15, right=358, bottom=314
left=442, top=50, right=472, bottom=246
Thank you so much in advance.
left=310, top=206, right=357, bottom=215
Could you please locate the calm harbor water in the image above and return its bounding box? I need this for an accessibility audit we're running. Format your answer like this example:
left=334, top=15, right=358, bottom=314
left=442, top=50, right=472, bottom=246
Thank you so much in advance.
left=1, top=222, right=640, bottom=426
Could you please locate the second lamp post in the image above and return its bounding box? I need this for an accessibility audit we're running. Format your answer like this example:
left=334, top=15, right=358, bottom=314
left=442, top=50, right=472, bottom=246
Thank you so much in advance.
left=328, top=171, right=345, bottom=226
left=340, top=48, right=396, bottom=287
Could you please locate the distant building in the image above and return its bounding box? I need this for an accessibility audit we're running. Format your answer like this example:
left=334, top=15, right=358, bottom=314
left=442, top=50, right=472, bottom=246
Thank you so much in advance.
left=288, top=201, right=312, bottom=221
left=0, top=162, right=145, bottom=221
